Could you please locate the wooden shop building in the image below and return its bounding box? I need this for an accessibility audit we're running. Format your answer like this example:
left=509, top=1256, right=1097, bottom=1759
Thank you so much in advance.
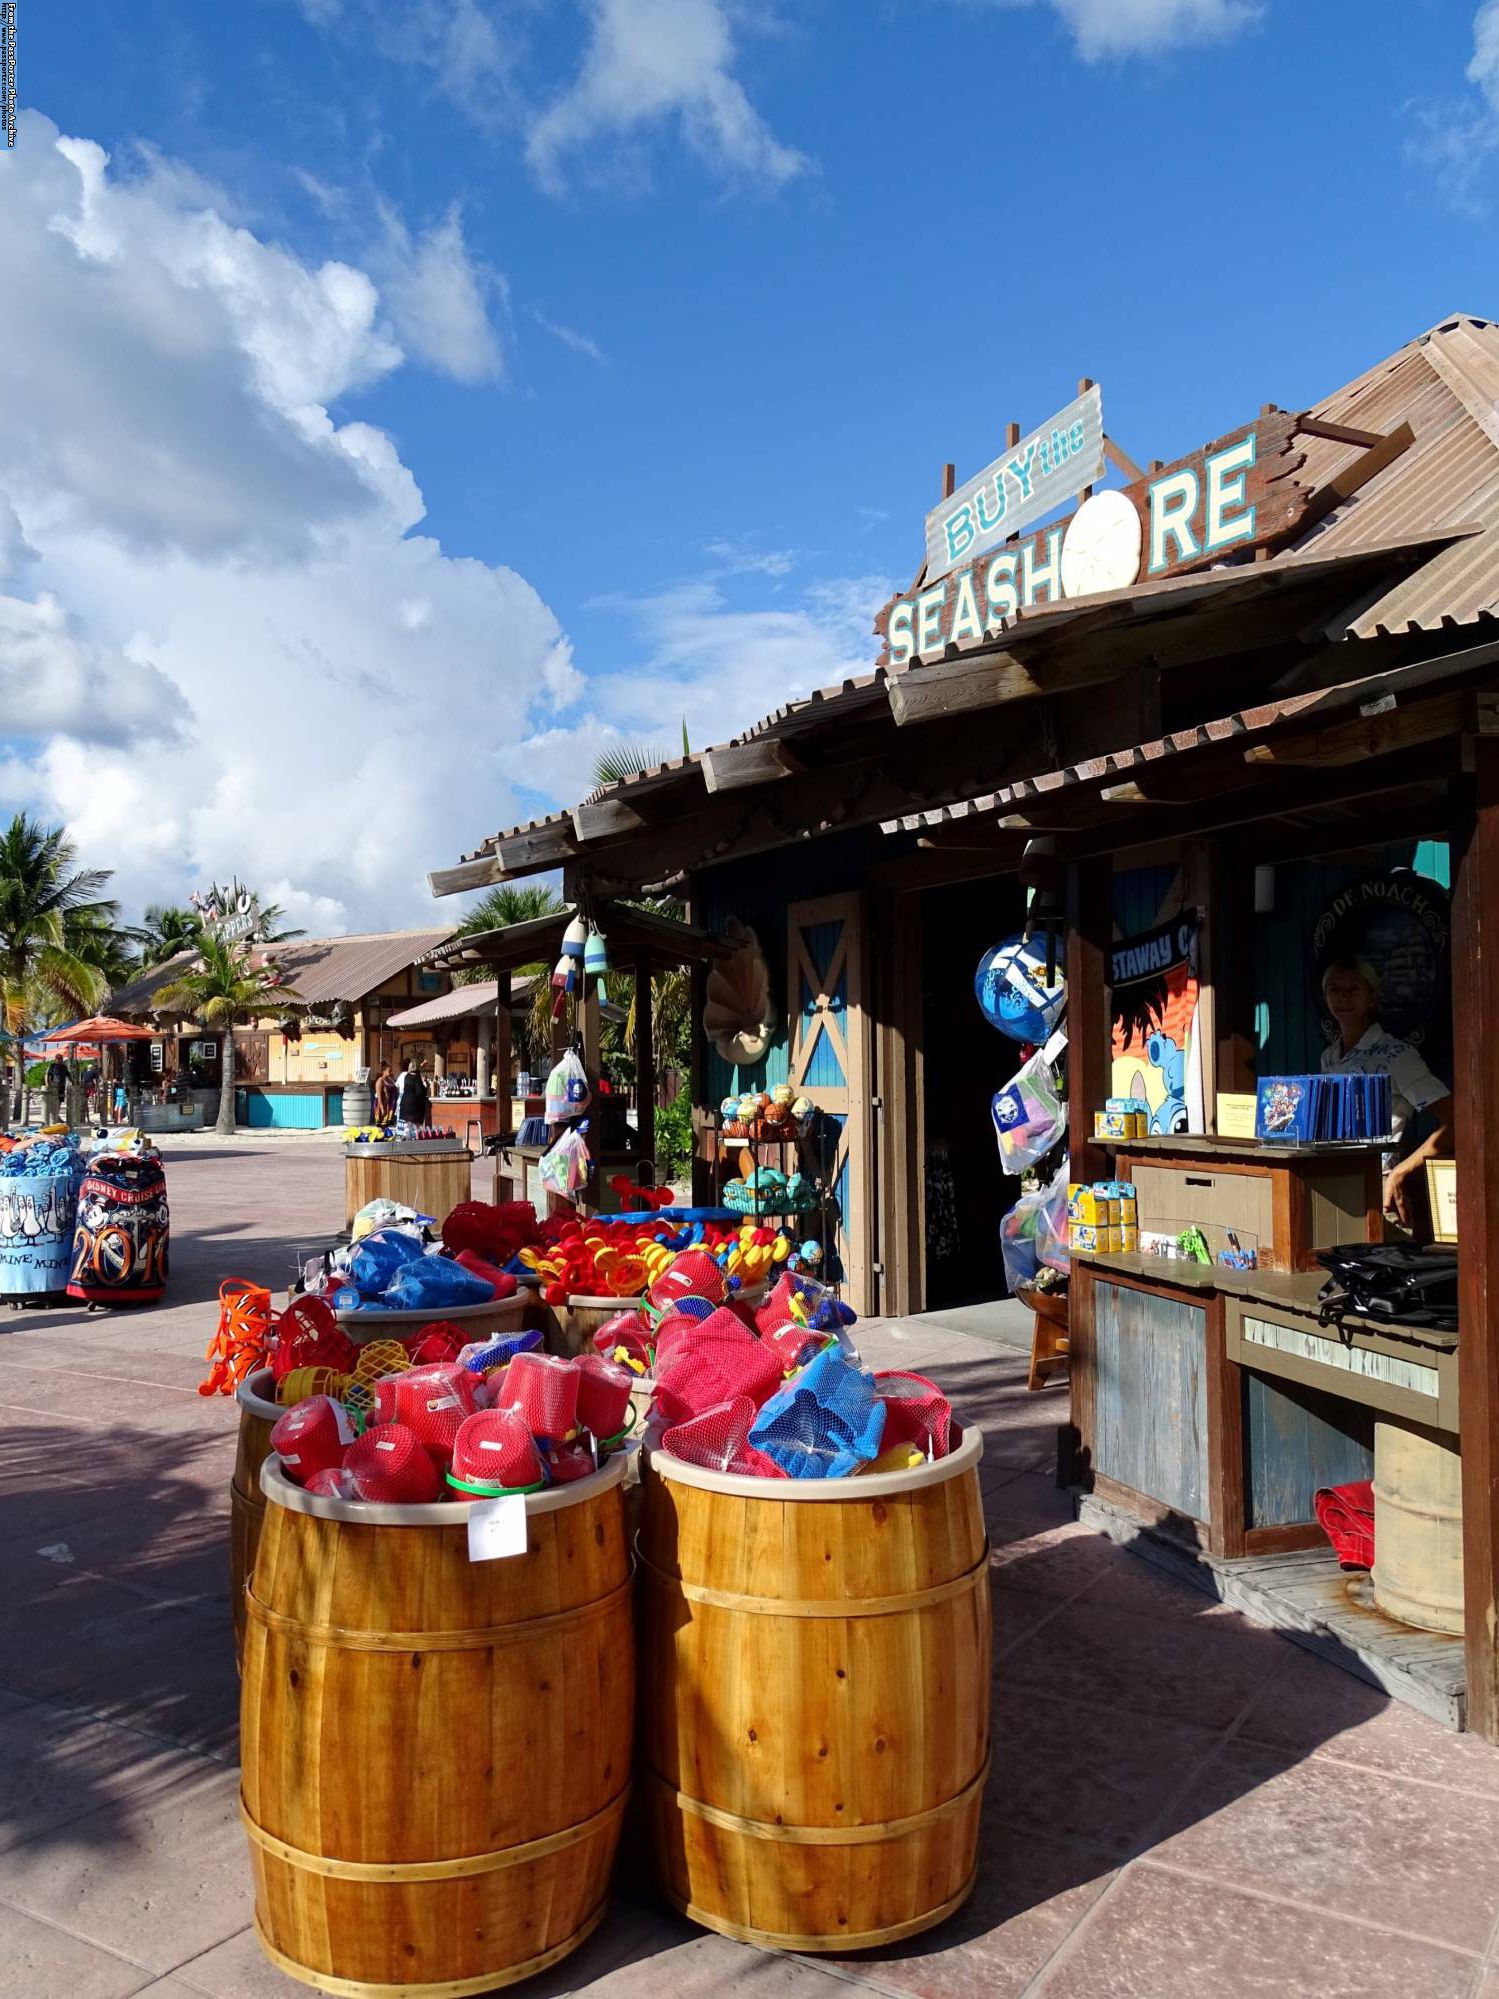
left=111, top=928, right=455, bottom=1129
left=431, top=312, right=1499, bottom=1738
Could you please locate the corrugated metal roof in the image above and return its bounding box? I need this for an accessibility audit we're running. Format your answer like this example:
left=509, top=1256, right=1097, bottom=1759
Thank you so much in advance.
left=110, top=929, right=454, bottom=1014
left=264, top=930, right=454, bottom=1004
left=884, top=631, right=1499, bottom=836
left=385, top=977, right=534, bottom=1028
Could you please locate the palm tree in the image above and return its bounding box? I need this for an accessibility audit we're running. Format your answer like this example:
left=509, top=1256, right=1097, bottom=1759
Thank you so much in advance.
left=128, top=903, right=201, bottom=968
left=68, top=905, right=136, bottom=990
left=0, top=814, right=113, bottom=1122
left=453, top=883, right=563, bottom=1065
left=154, top=933, right=299, bottom=1135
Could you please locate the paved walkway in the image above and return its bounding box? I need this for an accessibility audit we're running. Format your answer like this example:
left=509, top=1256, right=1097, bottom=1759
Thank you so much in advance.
left=1, top=1140, right=1496, bottom=1997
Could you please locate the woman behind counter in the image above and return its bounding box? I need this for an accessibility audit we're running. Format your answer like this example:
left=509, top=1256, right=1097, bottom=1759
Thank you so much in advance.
left=1319, top=957, right=1453, bottom=1228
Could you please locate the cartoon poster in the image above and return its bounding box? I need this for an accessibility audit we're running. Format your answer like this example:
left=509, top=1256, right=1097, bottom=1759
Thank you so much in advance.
left=1110, top=915, right=1202, bottom=1135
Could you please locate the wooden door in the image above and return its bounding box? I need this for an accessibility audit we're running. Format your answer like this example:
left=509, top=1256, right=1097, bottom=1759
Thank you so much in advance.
left=787, top=895, right=872, bottom=1313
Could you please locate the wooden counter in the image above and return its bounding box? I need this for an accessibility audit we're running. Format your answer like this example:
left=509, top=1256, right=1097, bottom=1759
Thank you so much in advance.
left=1070, top=1248, right=1457, bottom=1562
left=1102, top=1133, right=1384, bottom=1273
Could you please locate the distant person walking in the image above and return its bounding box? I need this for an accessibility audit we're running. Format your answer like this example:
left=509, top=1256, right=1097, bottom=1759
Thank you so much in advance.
left=395, top=1059, right=430, bottom=1126
left=373, top=1061, right=397, bottom=1128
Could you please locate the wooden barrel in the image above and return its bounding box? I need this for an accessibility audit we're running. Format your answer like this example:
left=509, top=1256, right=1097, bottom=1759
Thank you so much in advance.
left=1372, top=1418, right=1464, bottom=1635
left=230, top=1368, right=280, bottom=1668
left=333, top=1292, right=530, bottom=1346
left=638, top=1425, right=990, bottom=1952
left=343, top=1142, right=473, bottom=1230
left=556, top=1293, right=647, bottom=1357
left=242, top=1453, right=634, bottom=1997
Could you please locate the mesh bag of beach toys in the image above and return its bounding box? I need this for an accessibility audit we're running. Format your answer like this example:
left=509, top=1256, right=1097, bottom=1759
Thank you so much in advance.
left=661, top=1394, right=787, bottom=1478
left=747, top=1346, right=887, bottom=1480
left=652, top=1308, right=786, bottom=1426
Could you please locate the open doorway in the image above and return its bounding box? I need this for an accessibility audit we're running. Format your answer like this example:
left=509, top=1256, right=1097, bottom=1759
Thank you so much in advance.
left=919, top=874, right=1029, bottom=1311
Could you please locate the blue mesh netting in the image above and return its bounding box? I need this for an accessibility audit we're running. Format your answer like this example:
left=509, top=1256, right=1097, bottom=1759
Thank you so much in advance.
left=460, top=1328, right=543, bottom=1372
left=384, top=1256, right=496, bottom=1311
left=348, top=1228, right=426, bottom=1297
left=748, top=1346, right=886, bottom=1479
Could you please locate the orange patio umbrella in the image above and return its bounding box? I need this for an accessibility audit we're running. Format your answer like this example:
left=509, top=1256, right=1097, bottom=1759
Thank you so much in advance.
left=40, top=1016, right=156, bottom=1045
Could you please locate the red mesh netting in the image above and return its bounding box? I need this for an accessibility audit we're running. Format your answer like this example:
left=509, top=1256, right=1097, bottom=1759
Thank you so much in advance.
left=345, top=1424, right=443, bottom=1502
left=494, top=1352, right=581, bottom=1441
left=305, top=1465, right=359, bottom=1498
left=544, top=1439, right=598, bottom=1484
left=759, top=1318, right=822, bottom=1372
left=662, top=1396, right=787, bottom=1477
left=270, top=1395, right=353, bottom=1485
left=270, top=1297, right=358, bottom=1383
left=451, top=1408, right=544, bottom=1490
left=372, top=1364, right=479, bottom=1466
left=441, top=1200, right=536, bottom=1259
left=652, top=1309, right=785, bottom=1425
left=593, top=1312, right=653, bottom=1372
left=876, top=1371, right=952, bottom=1459
left=754, top=1274, right=803, bottom=1337
left=648, top=1248, right=726, bottom=1312
left=402, top=1322, right=469, bottom=1366
left=575, top=1354, right=632, bottom=1439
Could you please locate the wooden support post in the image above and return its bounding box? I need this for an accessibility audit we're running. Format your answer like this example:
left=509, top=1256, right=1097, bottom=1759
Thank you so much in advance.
left=1452, top=745, right=1499, bottom=1742
left=634, top=959, right=655, bottom=1169
left=1208, top=841, right=1259, bottom=1106
left=1077, top=376, right=1095, bottom=505
left=689, top=955, right=712, bottom=1207
left=493, top=971, right=511, bottom=1200
left=1066, top=858, right=1112, bottom=1186
left=495, top=971, right=512, bottom=1119
left=1062, top=858, right=1112, bottom=1489
left=873, top=887, right=925, bottom=1318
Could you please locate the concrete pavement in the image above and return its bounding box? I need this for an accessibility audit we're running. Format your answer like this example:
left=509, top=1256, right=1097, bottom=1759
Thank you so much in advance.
left=1, top=1137, right=1497, bottom=1996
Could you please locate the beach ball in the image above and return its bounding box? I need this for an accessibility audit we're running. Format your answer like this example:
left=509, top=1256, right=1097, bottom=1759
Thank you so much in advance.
left=975, top=935, right=1066, bottom=1044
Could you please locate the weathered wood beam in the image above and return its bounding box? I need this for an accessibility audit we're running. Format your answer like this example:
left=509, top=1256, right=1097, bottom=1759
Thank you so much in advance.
left=700, top=738, right=805, bottom=794
left=1276, top=423, right=1414, bottom=542
left=886, top=649, right=1041, bottom=726
left=428, top=854, right=502, bottom=898
left=1297, top=415, right=1384, bottom=448
left=496, top=822, right=578, bottom=872
left=1052, top=739, right=1460, bottom=860
left=1243, top=690, right=1463, bottom=770
left=571, top=795, right=650, bottom=843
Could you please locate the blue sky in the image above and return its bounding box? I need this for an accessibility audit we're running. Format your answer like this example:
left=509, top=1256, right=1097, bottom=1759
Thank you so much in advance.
left=11, top=0, right=1499, bottom=928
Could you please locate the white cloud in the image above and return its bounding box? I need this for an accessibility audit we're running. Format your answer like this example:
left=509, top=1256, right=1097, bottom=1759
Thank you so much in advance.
left=961, top=0, right=1258, bottom=59
left=373, top=204, right=506, bottom=384
left=0, top=113, right=572, bottom=928
left=526, top=0, right=808, bottom=194
left=704, top=537, right=797, bottom=578
left=498, top=572, right=890, bottom=799
left=1408, top=1, right=1499, bottom=213
left=531, top=308, right=609, bottom=366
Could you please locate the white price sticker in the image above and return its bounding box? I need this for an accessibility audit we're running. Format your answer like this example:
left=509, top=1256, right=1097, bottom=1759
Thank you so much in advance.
left=467, top=1494, right=529, bottom=1562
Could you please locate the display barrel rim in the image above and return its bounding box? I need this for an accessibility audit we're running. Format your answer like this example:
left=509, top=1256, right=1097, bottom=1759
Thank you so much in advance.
left=259, top=1446, right=630, bottom=1525
left=642, top=1420, right=983, bottom=1501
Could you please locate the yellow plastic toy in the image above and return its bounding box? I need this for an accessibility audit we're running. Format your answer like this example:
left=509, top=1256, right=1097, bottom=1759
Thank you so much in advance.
left=277, top=1365, right=350, bottom=1406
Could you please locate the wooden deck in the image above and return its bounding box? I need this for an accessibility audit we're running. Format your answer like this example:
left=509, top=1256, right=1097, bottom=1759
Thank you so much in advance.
left=1078, top=1489, right=1467, bottom=1731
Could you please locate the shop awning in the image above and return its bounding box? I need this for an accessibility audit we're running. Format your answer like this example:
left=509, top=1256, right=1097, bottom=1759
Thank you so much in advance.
left=420, top=902, right=734, bottom=976
left=385, top=977, right=535, bottom=1029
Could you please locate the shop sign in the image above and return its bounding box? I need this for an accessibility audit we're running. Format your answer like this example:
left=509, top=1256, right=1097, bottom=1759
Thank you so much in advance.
left=924, top=385, right=1104, bottom=586
left=879, top=410, right=1311, bottom=668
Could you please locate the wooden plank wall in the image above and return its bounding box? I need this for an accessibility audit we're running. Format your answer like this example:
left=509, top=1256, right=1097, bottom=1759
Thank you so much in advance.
left=1244, top=1372, right=1374, bottom=1528
left=1092, top=1279, right=1209, bottom=1520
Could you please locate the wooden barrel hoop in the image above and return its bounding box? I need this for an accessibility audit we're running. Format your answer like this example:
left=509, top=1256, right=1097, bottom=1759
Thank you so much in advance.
left=639, top=1425, right=991, bottom=1952
left=242, top=1452, right=634, bottom=1996
left=252, top=1906, right=607, bottom=1999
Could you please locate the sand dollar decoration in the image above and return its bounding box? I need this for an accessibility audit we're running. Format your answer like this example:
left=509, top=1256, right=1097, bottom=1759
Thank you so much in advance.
left=1061, top=488, right=1143, bottom=598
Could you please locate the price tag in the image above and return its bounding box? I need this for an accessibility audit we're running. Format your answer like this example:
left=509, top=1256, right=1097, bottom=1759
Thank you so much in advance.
left=467, top=1494, right=529, bottom=1562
